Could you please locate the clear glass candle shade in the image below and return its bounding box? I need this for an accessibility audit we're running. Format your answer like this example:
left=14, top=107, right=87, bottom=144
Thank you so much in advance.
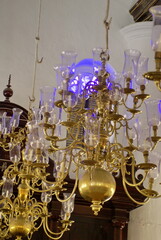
left=31, top=107, right=42, bottom=122
left=60, top=207, right=67, bottom=220
left=63, top=90, right=78, bottom=108
left=84, top=131, right=98, bottom=147
left=135, top=57, right=149, bottom=86
left=10, top=108, right=23, bottom=129
left=84, top=113, right=100, bottom=147
left=122, top=49, right=141, bottom=79
left=127, top=119, right=137, bottom=141
left=49, top=107, right=62, bottom=125
left=2, top=113, right=12, bottom=134
left=137, top=126, right=152, bottom=152
left=62, top=78, right=80, bottom=108
left=92, top=48, right=109, bottom=74
left=54, top=65, right=64, bottom=92
left=30, top=138, right=44, bottom=150
left=40, top=86, right=56, bottom=112
left=27, top=120, right=39, bottom=134
left=2, top=179, right=13, bottom=198
left=108, top=83, right=123, bottom=103
left=24, top=145, right=36, bottom=162
left=61, top=51, right=77, bottom=68
left=62, top=193, right=76, bottom=214
left=147, top=151, right=160, bottom=179
left=41, top=191, right=52, bottom=203
left=145, top=99, right=161, bottom=126
left=10, top=144, right=21, bottom=163
left=149, top=6, right=161, bottom=51
left=112, top=72, right=124, bottom=86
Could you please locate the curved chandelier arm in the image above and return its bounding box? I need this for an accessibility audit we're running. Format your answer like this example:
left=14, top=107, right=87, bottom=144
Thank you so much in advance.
left=25, top=181, right=61, bottom=193
left=121, top=98, right=137, bottom=113
left=43, top=217, right=69, bottom=239
left=55, top=168, right=79, bottom=203
left=50, top=137, right=84, bottom=152
left=3, top=163, right=17, bottom=178
left=32, top=215, right=43, bottom=231
left=133, top=98, right=144, bottom=109
left=155, top=80, right=161, bottom=91
left=0, top=198, right=13, bottom=211
left=40, top=178, right=64, bottom=187
left=0, top=127, right=26, bottom=152
left=121, top=153, right=157, bottom=201
left=50, top=137, right=77, bottom=151
left=124, top=121, right=137, bottom=149
left=121, top=155, right=147, bottom=187
left=63, top=104, right=85, bottom=113
left=67, top=123, right=84, bottom=141
left=0, top=227, right=10, bottom=239
left=122, top=179, right=150, bottom=205
left=124, top=112, right=135, bottom=122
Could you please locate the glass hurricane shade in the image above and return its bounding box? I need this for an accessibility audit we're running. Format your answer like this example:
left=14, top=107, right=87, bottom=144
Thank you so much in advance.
left=150, top=5, right=161, bottom=51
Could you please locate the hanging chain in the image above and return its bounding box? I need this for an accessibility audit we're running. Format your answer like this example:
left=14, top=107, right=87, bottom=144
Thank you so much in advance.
left=29, top=0, right=43, bottom=108
left=104, top=0, right=112, bottom=51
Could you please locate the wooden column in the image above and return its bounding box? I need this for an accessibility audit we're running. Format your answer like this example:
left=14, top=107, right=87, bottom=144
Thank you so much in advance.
left=113, top=219, right=127, bottom=240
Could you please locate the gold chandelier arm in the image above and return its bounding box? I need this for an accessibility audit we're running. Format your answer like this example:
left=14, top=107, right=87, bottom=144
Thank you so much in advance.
left=122, top=178, right=150, bottom=205
left=125, top=121, right=138, bottom=150
left=50, top=137, right=84, bottom=152
left=121, top=153, right=156, bottom=200
left=67, top=121, right=84, bottom=141
left=33, top=222, right=43, bottom=232
left=33, top=217, right=43, bottom=231
left=122, top=97, right=144, bottom=114
left=0, top=228, right=10, bottom=238
left=125, top=113, right=135, bottom=122
left=49, top=122, right=83, bottom=149
left=55, top=168, right=79, bottom=203
left=25, top=181, right=61, bottom=193
left=50, top=140, right=76, bottom=151
left=133, top=98, right=144, bottom=109
left=121, top=155, right=147, bottom=187
left=121, top=97, right=136, bottom=112
left=120, top=147, right=147, bottom=187
left=0, top=198, right=13, bottom=209
left=0, top=127, right=26, bottom=151
left=43, top=217, right=68, bottom=239
left=155, top=80, right=161, bottom=91
left=3, top=163, right=15, bottom=177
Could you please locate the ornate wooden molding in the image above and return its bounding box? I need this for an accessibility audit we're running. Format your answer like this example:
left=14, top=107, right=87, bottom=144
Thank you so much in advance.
left=129, top=0, right=161, bottom=22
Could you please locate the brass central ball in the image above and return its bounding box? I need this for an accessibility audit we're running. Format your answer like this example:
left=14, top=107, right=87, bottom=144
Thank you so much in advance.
left=78, top=167, right=116, bottom=214
left=9, top=215, right=32, bottom=237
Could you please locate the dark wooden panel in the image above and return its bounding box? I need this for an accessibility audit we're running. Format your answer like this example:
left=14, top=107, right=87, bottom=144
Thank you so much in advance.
left=130, top=0, right=161, bottom=22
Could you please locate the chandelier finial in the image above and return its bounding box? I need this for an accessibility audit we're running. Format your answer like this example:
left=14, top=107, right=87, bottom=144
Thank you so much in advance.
left=3, top=74, right=13, bottom=102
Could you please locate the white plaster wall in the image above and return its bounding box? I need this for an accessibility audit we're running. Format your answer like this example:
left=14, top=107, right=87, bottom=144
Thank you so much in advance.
left=0, top=0, right=133, bottom=109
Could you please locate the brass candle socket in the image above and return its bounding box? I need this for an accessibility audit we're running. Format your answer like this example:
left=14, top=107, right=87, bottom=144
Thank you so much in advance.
left=143, top=51, right=161, bottom=83
left=151, top=125, right=161, bottom=144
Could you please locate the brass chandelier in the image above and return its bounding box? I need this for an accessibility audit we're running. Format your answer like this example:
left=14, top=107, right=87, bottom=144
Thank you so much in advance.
left=1, top=1, right=161, bottom=240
